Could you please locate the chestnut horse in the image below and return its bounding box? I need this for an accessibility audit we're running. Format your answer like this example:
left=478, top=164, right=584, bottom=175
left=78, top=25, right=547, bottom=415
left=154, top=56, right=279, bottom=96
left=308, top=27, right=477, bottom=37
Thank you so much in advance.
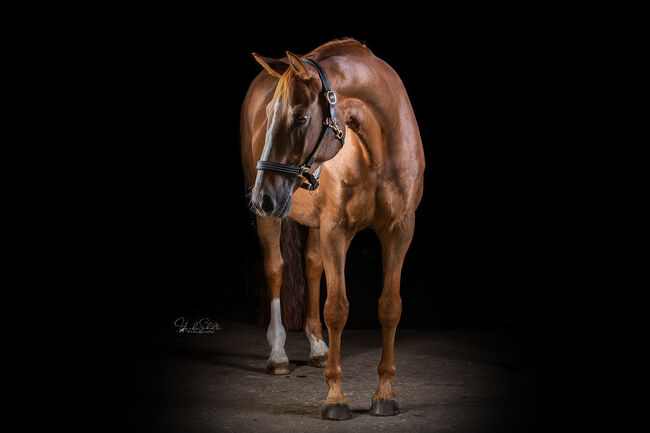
left=240, top=38, right=424, bottom=420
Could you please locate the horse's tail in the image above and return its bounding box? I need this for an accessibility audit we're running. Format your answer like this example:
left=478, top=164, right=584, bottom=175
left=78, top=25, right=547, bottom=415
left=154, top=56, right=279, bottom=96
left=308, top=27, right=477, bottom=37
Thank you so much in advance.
left=261, top=218, right=307, bottom=331
left=279, top=219, right=308, bottom=330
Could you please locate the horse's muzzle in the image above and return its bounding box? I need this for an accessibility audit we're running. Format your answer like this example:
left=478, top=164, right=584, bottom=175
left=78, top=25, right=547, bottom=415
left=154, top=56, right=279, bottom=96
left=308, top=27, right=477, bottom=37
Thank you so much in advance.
left=252, top=189, right=292, bottom=218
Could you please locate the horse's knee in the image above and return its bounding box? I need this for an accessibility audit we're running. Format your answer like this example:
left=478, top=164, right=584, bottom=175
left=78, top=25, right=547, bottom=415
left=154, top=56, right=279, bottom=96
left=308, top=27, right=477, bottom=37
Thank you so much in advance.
left=378, top=294, right=402, bottom=328
left=305, top=249, right=322, bottom=279
left=264, top=253, right=284, bottom=280
left=324, top=294, right=349, bottom=329
left=305, top=245, right=320, bottom=268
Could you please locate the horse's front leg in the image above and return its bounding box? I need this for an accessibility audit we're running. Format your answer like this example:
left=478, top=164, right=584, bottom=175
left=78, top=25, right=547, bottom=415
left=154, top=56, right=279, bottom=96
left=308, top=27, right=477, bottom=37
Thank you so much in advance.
left=371, top=212, right=416, bottom=416
left=304, top=227, right=328, bottom=367
left=256, top=215, right=289, bottom=375
left=320, top=223, right=353, bottom=420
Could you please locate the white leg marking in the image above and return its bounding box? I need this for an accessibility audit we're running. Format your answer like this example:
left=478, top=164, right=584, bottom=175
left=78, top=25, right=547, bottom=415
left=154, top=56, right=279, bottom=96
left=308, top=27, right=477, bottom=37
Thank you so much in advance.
left=305, top=323, right=329, bottom=358
left=267, top=298, right=288, bottom=364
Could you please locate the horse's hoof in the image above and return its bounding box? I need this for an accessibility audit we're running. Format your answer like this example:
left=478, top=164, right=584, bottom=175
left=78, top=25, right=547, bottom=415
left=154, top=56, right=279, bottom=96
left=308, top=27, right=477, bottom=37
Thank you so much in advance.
left=369, top=397, right=399, bottom=416
left=265, top=361, right=290, bottom=375
left=309, top=354, right=328, bottom=368
left=321, top=403, right=352, bottom=420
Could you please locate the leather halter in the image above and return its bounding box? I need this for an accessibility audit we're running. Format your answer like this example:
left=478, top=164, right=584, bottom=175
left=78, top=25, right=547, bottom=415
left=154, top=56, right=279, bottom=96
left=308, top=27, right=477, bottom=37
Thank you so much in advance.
left=256, top=58, right=345, bottom=192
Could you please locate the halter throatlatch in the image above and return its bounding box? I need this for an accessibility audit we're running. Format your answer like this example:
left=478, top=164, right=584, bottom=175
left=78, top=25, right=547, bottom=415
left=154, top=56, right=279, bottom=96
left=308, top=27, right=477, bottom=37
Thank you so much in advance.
left=256, top=58, right=345, bottom=192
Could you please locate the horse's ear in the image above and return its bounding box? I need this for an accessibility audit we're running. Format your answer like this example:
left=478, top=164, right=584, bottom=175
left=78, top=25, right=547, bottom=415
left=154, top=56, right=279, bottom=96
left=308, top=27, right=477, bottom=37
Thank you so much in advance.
left=252, top=53, right=288, bottom=78
left=286, top=51, right=310, bottom=80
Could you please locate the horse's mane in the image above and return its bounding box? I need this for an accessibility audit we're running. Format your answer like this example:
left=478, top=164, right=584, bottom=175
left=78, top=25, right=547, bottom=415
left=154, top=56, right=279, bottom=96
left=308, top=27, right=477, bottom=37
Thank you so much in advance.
left=306, top=38, right=367, bottom=59
left=271, top=38, right=367, bottom=109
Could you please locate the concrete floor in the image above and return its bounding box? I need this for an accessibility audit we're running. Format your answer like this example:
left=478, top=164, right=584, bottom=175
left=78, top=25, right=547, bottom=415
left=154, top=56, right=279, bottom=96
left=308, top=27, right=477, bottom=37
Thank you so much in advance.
left=110, top=319, right=538, bottom=432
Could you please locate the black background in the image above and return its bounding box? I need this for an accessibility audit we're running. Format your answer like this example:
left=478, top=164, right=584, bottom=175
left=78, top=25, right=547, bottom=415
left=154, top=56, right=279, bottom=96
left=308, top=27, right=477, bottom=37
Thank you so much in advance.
left=99, top=15, right=582, bottom=430
left=107, top=23, right=570, bottom=334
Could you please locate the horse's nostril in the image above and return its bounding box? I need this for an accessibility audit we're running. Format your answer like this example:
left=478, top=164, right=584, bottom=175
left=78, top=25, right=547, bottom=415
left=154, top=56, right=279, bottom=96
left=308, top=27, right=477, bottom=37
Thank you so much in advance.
left=261, top=194, right=275, bottom=213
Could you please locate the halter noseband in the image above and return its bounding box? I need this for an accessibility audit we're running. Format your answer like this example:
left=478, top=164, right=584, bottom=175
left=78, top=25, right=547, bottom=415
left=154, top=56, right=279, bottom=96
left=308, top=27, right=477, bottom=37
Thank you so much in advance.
left=256, top=58, right=345, bottom=192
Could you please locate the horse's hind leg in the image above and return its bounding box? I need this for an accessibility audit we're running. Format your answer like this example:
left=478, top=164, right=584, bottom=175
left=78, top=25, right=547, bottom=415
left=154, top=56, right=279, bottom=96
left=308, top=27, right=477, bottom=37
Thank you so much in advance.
left=371, top=212, right=416, bottom=416
left=304, top=228, right=329, bottom=367
left=257, top=215, right=289, bottom=375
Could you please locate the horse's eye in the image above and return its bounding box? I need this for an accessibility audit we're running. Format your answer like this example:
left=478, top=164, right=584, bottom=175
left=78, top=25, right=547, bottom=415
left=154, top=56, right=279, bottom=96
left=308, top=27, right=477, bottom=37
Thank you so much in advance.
left=294, top=114, right=310, bottom=125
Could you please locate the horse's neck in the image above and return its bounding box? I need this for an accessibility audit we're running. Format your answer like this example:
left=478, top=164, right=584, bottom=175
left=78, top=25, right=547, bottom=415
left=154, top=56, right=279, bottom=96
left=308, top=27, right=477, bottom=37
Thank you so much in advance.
left=325, top=54, right=415, bottom=161
left=337, top=56, right=397, bottom=119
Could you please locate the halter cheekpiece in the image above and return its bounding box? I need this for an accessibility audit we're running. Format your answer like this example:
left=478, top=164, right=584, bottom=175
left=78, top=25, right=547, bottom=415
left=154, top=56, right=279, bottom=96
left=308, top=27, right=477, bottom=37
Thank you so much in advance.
left=256, top=58, right=344, bottom=192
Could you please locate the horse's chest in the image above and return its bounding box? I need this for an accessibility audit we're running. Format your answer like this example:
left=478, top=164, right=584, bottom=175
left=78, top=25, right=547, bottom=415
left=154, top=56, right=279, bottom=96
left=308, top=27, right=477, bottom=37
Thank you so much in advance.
left=341, top=185, right=376, bottom=228
left=289, top=182, right=377, bottom=230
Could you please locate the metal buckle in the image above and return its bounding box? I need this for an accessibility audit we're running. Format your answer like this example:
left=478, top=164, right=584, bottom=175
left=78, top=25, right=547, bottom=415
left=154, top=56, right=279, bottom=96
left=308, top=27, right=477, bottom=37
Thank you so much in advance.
left=326, top=90, right=337, bottom=105
left=331, top=121, right=344, bottom=140
left=299, top=165, right=319, bottom=195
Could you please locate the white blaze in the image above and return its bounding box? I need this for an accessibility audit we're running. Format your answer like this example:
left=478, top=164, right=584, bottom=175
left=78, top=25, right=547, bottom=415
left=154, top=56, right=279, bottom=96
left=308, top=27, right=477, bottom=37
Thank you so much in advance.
left=261, top=99, right=280, bottom=161
left=255, top=100, right=281, bottom=191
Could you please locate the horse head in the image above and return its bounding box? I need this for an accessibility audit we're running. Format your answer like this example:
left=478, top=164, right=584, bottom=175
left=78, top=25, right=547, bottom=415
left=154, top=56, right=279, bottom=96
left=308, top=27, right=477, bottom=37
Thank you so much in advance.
left=251, top=52, right=344, bottom=218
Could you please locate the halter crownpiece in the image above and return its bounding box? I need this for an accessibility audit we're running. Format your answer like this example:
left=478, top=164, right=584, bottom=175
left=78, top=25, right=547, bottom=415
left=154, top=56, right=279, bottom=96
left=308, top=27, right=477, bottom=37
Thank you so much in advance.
left=256, top=58, right=344, bottom=192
